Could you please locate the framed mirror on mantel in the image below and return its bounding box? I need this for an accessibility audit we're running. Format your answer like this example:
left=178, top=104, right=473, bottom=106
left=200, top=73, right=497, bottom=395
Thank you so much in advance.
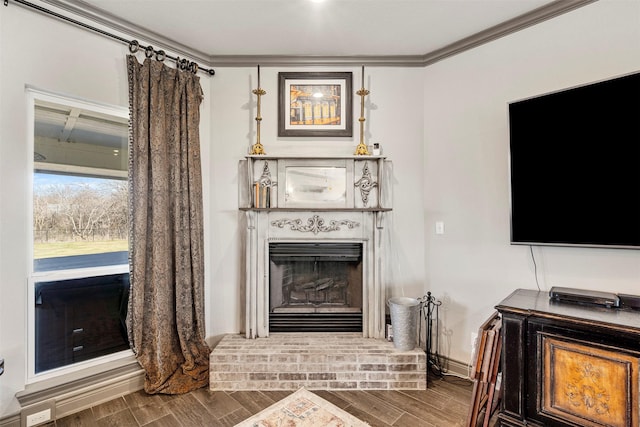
left=238, top=155, right=392, bottom=212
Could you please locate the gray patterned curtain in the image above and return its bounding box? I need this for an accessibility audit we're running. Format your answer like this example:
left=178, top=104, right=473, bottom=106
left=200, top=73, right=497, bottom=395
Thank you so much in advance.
left=126, top=55, right=210, bottom=394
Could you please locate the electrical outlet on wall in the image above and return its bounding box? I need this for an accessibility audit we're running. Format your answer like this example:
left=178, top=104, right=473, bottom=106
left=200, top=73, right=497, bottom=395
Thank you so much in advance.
left=21, top=400, right=56, bottom=427
left=26, top=410, right=51, bottom=427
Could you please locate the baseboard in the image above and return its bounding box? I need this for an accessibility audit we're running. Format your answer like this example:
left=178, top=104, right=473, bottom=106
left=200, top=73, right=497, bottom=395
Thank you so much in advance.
left=436, top=355, right=472, bottom=379
left=54, top=367, right=144, bottom=418
left=16, top=357, right=144, bottom=421
left=0, top=414, right=20, bottom=427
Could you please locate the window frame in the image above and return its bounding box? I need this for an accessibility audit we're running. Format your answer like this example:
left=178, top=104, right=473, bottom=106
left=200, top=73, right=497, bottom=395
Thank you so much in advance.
left=26, top=88, right=133, bottom=383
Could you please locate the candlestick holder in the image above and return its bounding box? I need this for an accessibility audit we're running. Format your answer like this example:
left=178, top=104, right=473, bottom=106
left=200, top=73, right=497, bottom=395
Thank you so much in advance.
left=250, top=66, right=266, bottom=155
left=354, top=67, right=370, bottom=156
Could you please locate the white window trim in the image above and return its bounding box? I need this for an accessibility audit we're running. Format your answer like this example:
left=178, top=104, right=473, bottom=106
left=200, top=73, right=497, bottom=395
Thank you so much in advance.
left=26, top=88, right=133, bottom=384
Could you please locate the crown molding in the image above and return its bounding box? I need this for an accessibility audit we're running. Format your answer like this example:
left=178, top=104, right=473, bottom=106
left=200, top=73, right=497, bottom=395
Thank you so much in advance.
left=422, top=0, right=598, bottom=66
left=209, top=55, right=427, bottom=68
left=35, top=0, right=212, bottom=64
left=22, top=0, right=597, bottom=69
left=210, top=0, right=597, bottom=67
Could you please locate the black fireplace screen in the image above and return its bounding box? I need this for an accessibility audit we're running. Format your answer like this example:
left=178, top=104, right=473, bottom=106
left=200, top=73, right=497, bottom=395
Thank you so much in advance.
left=269, top=242, right=363, bottom=332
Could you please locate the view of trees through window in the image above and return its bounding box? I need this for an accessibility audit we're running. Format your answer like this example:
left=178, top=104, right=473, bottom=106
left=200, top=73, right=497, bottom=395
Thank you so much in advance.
left=33, top=172, right=128, bottom=261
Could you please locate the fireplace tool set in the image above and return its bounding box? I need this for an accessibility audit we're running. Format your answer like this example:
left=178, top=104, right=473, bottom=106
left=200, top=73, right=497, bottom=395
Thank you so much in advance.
left=418, top=292, right=444, bottom=384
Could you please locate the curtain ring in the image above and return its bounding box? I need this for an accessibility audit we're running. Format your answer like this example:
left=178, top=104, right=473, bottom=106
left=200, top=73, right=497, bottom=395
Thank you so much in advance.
left=180, top=59, right=188, bottom=71
left=190, top=62, right=199, bottom=74
left=145, top=45, right=154, bottom=58
left=156, top=50, right=166, bottom=62
left=129, top=40, right=139, bottom=53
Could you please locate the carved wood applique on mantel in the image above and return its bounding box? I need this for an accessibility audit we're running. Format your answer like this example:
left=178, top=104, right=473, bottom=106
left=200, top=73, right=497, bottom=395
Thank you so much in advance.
left=271, top=215, right=360, bottom=235
left=354, top=161, right=378, bottom=207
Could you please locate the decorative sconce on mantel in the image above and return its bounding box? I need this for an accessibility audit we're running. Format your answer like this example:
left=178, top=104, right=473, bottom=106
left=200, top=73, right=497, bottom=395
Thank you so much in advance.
left=354, top=65, right=370, bottom=156
left=250, top=65, right=266, bottom=155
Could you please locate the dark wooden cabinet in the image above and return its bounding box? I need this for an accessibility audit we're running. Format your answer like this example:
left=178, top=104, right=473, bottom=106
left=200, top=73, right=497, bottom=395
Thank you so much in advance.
left=496, top=289, right=640, bottom=427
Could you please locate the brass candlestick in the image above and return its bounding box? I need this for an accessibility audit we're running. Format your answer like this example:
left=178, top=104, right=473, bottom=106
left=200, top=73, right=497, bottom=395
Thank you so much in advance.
left=354, top=65, right=370, bottom=156
left=250, top=65, right=266, bottom=155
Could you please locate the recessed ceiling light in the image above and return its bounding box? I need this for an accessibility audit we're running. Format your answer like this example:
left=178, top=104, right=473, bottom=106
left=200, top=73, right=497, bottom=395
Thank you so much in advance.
left=313, top=92, right=323, bottom=98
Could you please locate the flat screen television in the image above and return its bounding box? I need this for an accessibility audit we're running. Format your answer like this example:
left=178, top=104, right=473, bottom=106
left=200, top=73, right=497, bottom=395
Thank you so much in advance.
left=509, top=71, right=640, bottom=249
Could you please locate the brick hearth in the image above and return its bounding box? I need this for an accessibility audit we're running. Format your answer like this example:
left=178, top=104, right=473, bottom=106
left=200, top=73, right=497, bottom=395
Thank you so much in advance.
left=209, top=333, right=426, bottom=391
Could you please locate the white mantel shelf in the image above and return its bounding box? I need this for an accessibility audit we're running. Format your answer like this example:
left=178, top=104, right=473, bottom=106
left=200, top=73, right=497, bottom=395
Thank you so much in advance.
left=246, top=154, right=387, bottom=160
left=240, top=207, right=392, bottom=212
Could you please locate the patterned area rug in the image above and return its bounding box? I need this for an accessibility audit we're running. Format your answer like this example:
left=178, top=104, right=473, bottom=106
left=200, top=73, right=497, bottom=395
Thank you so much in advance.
left=234, top=387, right=370, bottom=427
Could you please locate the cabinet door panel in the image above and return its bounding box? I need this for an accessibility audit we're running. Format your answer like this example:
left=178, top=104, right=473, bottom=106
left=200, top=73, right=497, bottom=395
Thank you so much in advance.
left=501, top=314, right=526, bottom=419
left=541, top=334, right=639, bottom=427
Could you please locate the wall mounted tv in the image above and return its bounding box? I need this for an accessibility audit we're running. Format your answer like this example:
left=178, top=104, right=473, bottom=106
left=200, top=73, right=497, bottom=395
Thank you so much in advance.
left=509, top=71, right=640, bottom=249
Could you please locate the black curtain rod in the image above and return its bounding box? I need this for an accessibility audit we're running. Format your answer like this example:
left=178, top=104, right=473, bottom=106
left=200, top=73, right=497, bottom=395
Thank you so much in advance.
left=4, top=0, right=215, bottom=76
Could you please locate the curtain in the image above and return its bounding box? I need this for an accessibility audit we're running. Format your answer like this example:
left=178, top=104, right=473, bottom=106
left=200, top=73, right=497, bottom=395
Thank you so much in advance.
left=126, top=55, right=210, bottom=394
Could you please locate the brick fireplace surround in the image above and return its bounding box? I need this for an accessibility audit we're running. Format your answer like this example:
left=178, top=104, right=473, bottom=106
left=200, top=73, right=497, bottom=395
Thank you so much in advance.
left=208, top=155, right=428, bottom=391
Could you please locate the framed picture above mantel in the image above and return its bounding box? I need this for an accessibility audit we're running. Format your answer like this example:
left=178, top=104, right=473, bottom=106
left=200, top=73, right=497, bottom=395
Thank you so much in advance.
left=278, top=72, right=353, bottom=137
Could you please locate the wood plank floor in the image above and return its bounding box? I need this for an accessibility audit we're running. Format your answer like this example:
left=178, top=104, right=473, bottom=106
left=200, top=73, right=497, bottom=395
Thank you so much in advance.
left=46, top=375, right=498, bottom=427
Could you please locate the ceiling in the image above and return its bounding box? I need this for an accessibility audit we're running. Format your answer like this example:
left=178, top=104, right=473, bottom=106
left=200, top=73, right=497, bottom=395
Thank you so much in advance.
left=35, top=101, right=128, bottom=148
left=64, top=0, right=592, bottom=65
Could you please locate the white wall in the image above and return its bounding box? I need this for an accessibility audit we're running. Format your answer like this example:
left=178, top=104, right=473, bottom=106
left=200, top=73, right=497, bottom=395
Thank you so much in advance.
left=424, top=0, right=640, bottom=366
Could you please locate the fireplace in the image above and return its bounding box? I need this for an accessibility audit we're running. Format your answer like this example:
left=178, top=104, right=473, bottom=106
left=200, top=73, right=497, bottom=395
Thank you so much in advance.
left=240, top=155, right=392, bottom=339
left=269, top=242, right=363, bottom=332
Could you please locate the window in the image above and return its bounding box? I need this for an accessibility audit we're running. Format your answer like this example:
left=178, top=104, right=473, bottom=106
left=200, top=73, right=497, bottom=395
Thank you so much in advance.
left=29, top=90, right=132, bottom=378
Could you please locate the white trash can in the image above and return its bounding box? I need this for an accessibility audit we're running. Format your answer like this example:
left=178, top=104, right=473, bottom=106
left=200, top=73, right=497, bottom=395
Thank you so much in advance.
left=387, top=297, right=421, bottom=351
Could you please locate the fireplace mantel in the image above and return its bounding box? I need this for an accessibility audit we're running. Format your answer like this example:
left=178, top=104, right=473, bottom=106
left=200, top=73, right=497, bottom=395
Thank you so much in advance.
left=239, top=155, right=392, bottom=339
left=239, top=155, right=390, bottom=210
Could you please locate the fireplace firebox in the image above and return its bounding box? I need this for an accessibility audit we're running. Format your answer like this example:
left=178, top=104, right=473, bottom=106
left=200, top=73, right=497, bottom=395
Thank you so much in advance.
left=269, top=242, right=362, bottom=332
